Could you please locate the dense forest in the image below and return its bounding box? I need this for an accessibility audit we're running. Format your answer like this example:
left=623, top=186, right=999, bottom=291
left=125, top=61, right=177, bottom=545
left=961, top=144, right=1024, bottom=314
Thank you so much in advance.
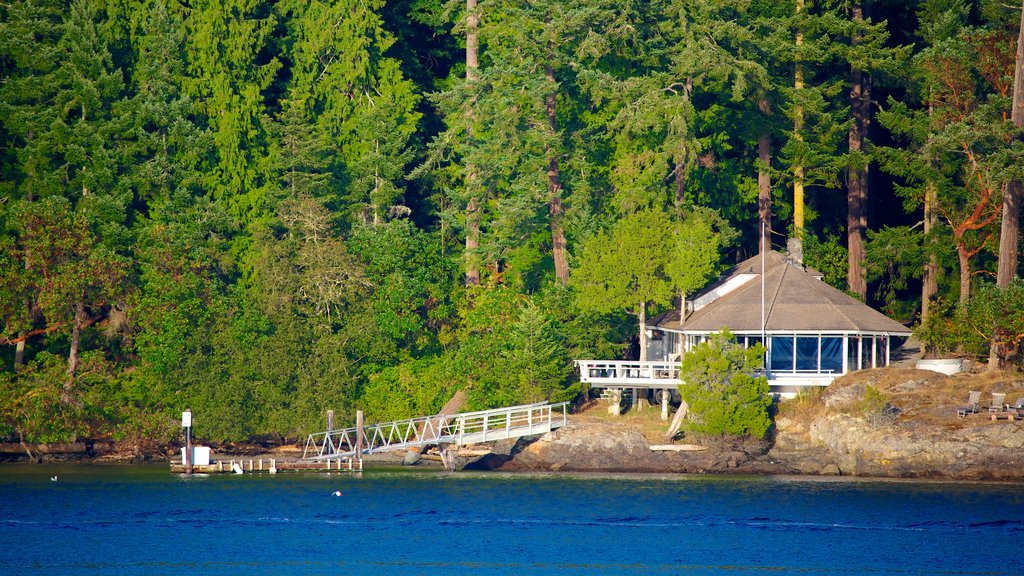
left=1, top=0, right=1022, bottom=446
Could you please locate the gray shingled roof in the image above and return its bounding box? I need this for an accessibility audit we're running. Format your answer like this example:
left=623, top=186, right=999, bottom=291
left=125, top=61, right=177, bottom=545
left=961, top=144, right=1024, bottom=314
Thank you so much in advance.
left=655, top=250, right=911, bottom=334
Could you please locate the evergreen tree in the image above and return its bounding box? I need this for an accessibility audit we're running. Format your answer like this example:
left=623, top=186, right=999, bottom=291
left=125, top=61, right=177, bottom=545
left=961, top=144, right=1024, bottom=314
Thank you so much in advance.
left=116, top=0, right=209, bottom=215
left=278, top=0, right=420, bottom=226
left=183, top=0, right=279, bottom=228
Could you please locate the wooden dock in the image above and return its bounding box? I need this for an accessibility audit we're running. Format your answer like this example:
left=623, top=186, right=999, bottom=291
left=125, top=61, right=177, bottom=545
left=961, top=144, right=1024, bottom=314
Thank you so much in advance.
left=169, top=456, right=367, bottom=474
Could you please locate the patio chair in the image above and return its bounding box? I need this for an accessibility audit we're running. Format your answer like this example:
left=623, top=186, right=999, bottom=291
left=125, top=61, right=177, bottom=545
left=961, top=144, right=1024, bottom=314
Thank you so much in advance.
left=988, top=392, right=1007, bottom=413
left=1011, top=397, right=1024, bottom=416
left=957, top=390, right=981, bottom=418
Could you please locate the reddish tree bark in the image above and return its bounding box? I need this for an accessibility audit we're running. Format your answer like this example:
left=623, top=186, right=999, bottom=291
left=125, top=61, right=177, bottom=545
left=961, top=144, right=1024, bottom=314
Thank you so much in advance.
left=464, top=0, right=480, bottom=287
left=758, top=134, right=772, bottom=254
left=546, top=62, right=569, bottom=285
left=996, top=2, right=1024, bottom=290
left=989, top=2, right=1024, bottom=370
left=847, top=1, right=869, bottom=300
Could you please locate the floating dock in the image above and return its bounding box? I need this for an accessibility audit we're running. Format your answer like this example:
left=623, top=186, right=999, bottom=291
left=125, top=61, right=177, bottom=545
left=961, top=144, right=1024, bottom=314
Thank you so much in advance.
left=169, top=455, right=366, bottom=474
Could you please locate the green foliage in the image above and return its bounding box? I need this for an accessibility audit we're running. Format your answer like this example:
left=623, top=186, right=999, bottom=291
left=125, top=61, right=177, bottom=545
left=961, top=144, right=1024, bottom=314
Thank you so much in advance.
left=0, top=351, right=116, bottom=444
left=347, top=219, right=459, bottom=352
left=914, top=280, right=1024, bottom=363
left=856, top=385, right=899, bottom=427
left=3, top=0, right=1024, bottom=447
left=865, top=226, right=924, bottom=320
left=962, top=280, right=1024, bottom=365
left=678, top=330, right=772, bottom=439
left=666, top=206, right=737, bottom=301
left=857, top=385, right=886, bottom=416
left=803, top=231, right=848, bottom=292
left=573, top=209, right=675, bottom=317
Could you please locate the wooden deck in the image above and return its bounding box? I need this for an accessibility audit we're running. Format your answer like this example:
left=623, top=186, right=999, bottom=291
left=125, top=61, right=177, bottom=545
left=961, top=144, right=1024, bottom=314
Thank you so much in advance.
left=169, top=456, right=366, bottom=474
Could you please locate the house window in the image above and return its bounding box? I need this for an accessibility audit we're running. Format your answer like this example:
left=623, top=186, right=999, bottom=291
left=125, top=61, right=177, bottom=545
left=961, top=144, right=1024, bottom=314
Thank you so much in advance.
left=770, top=336, right=794, bottom=372
left=770, top=334, right=844, bottom=374
left=795, top=337, right=818, bottom=371
left=821, top=337, right=842, bottom=373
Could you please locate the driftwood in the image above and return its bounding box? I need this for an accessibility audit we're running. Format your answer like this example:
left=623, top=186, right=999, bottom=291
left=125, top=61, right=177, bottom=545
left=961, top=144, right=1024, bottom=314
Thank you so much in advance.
left=663, top=400, right=689, bottom=441
left=403, top=389, right=468, bottom=465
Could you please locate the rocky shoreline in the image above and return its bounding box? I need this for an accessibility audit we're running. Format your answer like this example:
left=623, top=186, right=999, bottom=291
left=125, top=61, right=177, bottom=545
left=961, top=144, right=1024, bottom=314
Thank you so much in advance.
left=486, top=368, right=1024, bottom=481
left=5, top=369, right=1024, bottom=481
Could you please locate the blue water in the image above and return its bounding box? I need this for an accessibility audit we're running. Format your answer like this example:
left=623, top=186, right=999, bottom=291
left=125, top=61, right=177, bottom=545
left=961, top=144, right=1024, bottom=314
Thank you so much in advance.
left=1, top=465, right=1023, bottom=575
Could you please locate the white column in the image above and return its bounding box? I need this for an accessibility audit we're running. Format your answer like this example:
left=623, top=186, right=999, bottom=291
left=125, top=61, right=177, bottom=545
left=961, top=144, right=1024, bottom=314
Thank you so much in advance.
left=842, top=335, right=849, bottom=375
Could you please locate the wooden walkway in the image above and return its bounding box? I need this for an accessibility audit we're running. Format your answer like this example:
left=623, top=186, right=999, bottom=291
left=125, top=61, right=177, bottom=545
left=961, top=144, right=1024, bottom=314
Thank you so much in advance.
left=170, top=456, right=363, bottom=475
left=301, top=402, right=569, bottom=461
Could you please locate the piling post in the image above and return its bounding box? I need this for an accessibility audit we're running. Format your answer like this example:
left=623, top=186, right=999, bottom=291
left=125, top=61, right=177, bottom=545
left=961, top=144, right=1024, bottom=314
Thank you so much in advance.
left=355, top=410, right=365, bottom=469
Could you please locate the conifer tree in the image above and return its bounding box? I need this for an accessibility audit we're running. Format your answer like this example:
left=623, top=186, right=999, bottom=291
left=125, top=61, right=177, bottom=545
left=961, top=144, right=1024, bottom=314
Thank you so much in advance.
left=183, top=0, right=279, bottom=228
left=277, top=0, right=420, bottom=226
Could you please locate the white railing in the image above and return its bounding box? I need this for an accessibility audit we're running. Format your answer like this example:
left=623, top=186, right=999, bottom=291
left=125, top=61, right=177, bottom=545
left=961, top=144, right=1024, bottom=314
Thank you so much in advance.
left=302, top=401, right=569, bottom=461
left=575, top=360, right=683, bottom=389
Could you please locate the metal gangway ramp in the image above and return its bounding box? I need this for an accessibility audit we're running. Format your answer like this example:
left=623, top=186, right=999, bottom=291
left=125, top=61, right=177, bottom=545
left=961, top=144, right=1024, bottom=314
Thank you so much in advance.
left=302, top=401, right=569, bottom=461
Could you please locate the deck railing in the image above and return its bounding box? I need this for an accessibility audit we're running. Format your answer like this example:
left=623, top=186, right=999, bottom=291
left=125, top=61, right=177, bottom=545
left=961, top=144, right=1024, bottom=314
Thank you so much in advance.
left=575, top=360, right=683, bottom=389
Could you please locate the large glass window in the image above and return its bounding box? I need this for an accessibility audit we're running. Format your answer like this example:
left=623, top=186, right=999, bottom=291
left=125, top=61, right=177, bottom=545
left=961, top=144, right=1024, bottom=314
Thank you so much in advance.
left=821, top=337, right=843, bottom=373
left=795, top=337, right=819, bottom=371
left=769, top=334, right=848, bottom=374
left=770, top=336, right=794, bottom=372
left=847, top=336, right=860, bottom=371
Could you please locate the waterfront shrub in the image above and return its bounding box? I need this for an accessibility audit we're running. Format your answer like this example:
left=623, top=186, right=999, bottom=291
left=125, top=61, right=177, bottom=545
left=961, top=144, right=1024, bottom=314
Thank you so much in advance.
left=678, top=330, right=772, bottom=439
left=916, top=281, right=1024, bottom=367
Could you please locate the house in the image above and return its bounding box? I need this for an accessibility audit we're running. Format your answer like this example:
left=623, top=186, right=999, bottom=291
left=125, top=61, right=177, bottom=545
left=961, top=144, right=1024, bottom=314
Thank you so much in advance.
left=576, top=250, right=912, bottom=401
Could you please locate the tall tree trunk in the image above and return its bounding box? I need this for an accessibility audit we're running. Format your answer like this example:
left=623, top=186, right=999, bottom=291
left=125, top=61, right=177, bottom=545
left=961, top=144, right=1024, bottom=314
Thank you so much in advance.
left=989, top=0, right=1024, bottom=370
left=15, top=191, right=34, bottom=370
left=674, top=78, right=693, bottom=210
left=956, top=246, right=971, bottom=311
left=674, top=155, right=686, bottom=209
left=465, top=197, right=480, bottom=287
left=464, top=0, right=480, bottom=287
left=758, top=134, right=772, bottom=254
left=63, top=301, right=85, bottom=404
left=546, top=62, right=569, bottom=285
left=996, top=2, right=1024, bottom=290
left=847, top=1, right=869, bottom=300
left=922, top=182, right=939, bottom=323
left=790, top=0, right=805, bottom=265
left=638, top=301, right=647, bottom=362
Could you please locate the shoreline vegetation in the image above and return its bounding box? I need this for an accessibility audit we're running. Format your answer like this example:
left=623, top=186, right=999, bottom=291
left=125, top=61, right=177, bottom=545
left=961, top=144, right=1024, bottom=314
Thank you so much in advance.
left=6, top=368, right=1023, bottom=482
left=3, top=1, right=1024, bottom=463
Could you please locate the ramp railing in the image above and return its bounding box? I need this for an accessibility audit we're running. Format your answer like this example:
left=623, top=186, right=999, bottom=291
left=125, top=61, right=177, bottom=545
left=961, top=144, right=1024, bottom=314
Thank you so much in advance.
left=302, top=401, right=569, bottom=461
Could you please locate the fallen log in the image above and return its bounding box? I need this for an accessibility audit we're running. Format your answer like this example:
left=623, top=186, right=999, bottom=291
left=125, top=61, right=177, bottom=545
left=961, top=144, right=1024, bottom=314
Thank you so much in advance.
left=403, top=389, right=468, bottom=465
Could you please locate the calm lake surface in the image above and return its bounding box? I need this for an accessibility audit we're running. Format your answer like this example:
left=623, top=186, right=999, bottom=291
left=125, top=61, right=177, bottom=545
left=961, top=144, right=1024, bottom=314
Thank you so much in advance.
left=1, top=464, right=1023, bottom=575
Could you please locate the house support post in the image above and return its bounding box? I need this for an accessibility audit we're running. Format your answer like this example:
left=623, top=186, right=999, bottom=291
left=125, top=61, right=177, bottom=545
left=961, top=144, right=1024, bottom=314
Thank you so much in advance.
left=635, top=387, right=648, bottom=411
left=606, top=389, right=622, bottom=416
left=660, top=390, right=669, bottom=422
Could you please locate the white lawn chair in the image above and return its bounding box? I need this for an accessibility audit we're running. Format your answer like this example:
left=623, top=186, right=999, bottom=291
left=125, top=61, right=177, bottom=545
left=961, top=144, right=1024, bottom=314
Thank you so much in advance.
left=957, top=391, right=981, bottom=418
